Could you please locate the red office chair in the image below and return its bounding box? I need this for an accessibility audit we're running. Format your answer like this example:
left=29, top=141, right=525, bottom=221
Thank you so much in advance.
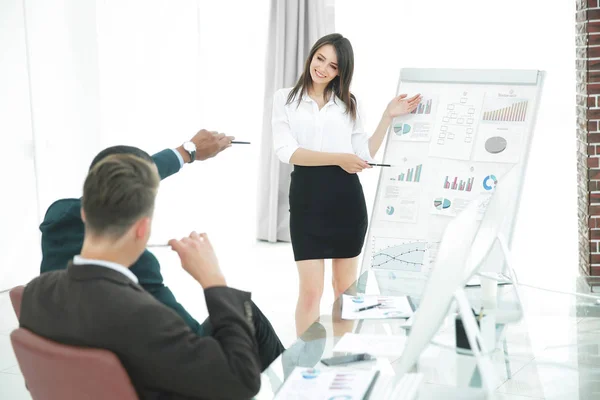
left=10, top=328, right=138, bottom=400
left=9, top=285, right=25, bottom=319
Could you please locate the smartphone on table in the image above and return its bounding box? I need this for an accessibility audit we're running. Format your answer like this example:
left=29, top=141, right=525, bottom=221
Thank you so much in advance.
left=320, top=353, right=374, bottom=366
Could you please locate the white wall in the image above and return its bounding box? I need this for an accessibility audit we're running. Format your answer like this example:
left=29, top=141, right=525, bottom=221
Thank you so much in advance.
left=0, top=0, right=270, bottom=289
left=25, top=0, right=103, bottom=213
left=0, top=0, right=40, bottom=290
left=1, top=0, right=577, bottom=291
left=336, top=0, right=577, bottom=285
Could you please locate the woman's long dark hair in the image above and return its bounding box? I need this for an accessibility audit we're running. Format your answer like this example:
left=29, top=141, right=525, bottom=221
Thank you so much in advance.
left=286, top=33, right=357, bottom=121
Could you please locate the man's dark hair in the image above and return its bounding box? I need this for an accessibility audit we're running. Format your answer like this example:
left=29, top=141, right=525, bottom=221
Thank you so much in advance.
left=89, top=145, right=153, bottom=171
left=83, top=153, right=159, bottom=238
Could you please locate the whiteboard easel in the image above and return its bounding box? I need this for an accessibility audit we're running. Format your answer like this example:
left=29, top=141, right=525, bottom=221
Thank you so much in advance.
left=361, top=68, right=545, bottom=280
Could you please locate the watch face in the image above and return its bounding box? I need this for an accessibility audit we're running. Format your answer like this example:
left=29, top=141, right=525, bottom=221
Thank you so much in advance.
left=183, top=142, right=196, bottom=152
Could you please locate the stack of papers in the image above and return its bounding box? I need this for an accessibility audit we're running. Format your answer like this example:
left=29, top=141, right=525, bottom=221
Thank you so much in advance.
left=274, top=367, right=379, bottom=400
left=341, top=294, right=413, bottom=320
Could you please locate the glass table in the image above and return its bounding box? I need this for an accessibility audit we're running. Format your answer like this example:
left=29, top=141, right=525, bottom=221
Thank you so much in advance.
left=256, top=269, right=600, bottom=399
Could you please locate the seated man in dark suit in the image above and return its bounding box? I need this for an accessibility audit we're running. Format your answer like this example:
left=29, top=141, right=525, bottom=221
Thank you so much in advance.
left=38, top=130, right=284, bottom=369
left=21, top=152, right=264, bottom=399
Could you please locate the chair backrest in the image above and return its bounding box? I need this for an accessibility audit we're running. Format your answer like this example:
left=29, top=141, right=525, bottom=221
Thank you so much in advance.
left=9, top=285, right=25, bottom=319
left=10, top=328, right=138, bottom=400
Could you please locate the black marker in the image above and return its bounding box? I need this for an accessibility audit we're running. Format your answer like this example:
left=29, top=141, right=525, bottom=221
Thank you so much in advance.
left=231, top=141, right=251, bottom=144
left=368, top=163, right=391, bottom=167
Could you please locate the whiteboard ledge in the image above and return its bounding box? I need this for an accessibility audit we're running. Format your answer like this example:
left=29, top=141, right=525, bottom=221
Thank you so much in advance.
left=400, top=68, right=540, bottom=85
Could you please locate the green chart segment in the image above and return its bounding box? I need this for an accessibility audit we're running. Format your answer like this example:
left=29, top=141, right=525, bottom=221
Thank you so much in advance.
left=393, top=123, right=412, bottom=135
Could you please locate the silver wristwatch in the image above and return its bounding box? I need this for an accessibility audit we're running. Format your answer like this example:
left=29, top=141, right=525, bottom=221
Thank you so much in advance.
left=182, top=141, right=196, bottom=163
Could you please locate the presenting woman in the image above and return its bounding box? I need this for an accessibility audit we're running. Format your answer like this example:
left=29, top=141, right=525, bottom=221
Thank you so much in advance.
left=272, top=33, right=421, bottom=336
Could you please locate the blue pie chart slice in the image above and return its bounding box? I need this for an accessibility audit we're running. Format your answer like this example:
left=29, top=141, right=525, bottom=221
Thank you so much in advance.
left=433, top=198, right=451, bottom=210
left=483, top=175, right=498, bottom=191
left=393, top=123, right=411, bottom=135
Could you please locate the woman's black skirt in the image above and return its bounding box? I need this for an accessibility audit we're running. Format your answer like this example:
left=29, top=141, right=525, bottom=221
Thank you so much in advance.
left=289, top=165, right=368, bottom=261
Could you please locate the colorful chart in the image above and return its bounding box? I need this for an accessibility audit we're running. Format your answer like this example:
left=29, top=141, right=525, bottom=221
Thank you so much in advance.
left=411, top=98, right=432, bottom=114
left=386, top=206, right=395, bottom=215
left=482, top=99, right=528, bottom=122
left=443, top=175, right=474, bottom=192
left=390, top=164, right=423, bottom=183
left=483, top=175, right=498, bottom=190
left=393, top=123, right=412, bottom=135
left=434, top=198, right=451, bottom=210
left=302, top=368, right=321, bottom=379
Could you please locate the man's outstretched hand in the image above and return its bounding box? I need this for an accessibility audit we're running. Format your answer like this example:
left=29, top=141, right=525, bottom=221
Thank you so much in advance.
left=177, top=129, right=235, bottom=163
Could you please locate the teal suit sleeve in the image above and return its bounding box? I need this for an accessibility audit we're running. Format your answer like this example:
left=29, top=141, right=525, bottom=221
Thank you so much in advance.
left=152, top=149, right=182, bottom=180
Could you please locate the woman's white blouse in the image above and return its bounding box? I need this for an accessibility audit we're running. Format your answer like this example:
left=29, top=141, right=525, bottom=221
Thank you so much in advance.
left=271, top=88, right=373, bottom=164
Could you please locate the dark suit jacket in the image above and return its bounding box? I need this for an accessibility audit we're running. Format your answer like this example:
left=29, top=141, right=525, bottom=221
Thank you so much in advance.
left=38, top=149, right=203, bottom=334
left=20, top=263, right=262, bottom=400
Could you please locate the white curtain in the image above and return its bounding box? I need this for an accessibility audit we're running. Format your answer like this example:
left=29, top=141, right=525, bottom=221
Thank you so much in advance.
left=256, top=0, right=335, bottom=243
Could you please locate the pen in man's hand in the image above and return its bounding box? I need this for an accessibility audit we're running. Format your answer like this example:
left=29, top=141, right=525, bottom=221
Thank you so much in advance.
left=147, top=244, right=170, bottom=248
left=356, top=303, right=383, bottom=312
left=368, top=163, right=391, bottom=167
left=231, top=141, right=251, bottom=144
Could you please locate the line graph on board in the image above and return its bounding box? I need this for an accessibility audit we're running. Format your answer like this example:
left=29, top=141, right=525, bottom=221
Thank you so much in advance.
left=371, top=237, right=428, bottom=272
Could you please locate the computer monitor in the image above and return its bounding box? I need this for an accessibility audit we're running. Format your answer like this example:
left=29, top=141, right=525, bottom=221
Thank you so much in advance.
left=393, top=191, right=483, bottom=377
left=463, top=166, right=520, bottom=283
left=392, top=169, right=521, bottom=395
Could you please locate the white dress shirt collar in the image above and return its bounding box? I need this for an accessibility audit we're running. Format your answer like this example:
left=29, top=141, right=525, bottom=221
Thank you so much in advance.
left=73, top=255, right=139, bottom=284
left=301, top=91, right=339, bottom=107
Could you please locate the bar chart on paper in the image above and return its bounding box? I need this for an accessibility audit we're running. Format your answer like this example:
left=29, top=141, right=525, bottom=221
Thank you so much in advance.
left=390, top=164, right=423, bottom=183
left=443, top=175, right=474, bottom=192
left=410, top=98, right=433, bottom=114
left=482, top=98, right=528, bottom=123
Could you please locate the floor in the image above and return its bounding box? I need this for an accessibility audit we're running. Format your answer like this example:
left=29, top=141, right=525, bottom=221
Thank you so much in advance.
left=0, top=238, right=590, bottom=399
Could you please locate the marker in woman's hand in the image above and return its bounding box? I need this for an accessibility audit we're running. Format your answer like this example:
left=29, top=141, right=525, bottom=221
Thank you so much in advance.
left=368, top=163, right=391, bottom=167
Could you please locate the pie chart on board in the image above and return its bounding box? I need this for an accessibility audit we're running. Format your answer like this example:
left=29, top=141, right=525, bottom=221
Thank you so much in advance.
left=485, top=136, right=507, bottom=154
left=433, top=198, right=451, bottom=210
left=393, top=123, right=411, bottom=135
left=483, top=175, right=498, bottom=191
left=386, top=206, right=395, bottom=215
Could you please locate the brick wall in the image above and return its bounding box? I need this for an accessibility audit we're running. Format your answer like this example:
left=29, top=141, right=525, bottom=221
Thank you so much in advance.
left=577, top=0, right=600, bottom=276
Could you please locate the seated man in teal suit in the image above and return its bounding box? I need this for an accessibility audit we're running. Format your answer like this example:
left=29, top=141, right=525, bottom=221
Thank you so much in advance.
left=39, top=129, right=284, bottom=369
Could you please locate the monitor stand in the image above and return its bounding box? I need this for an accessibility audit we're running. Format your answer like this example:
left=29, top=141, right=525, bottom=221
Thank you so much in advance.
left=454, top=287, right=501, bottom=397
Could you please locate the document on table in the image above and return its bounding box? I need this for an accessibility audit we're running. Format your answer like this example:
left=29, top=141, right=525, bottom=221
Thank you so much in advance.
left=273, top=366, right=379, bottom=400
left=333, top=333, right=407, bottom=357
left=341, top=294, right=413, bottom=320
